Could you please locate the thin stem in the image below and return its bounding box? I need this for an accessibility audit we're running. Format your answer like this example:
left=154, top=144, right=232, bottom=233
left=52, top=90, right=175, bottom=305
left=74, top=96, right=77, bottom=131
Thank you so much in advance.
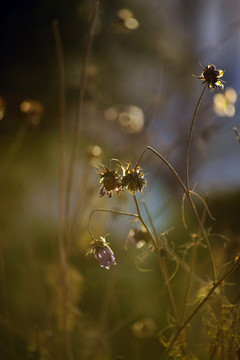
left=53, top=20, right=69, bottom=360
left=132, top=195, right=157, bottom=248
left=141, top=200, right=159, bottom=240
left=137, top=145, right=217, bottom=283
left=88, top=208, right=139, bottom=240
left=132, top=195, right=180, bottom=325
left=65, top=0, right=99, bottom=251
left=185, top=85, right=207, bottom=191
left=109, top=158, right=123, bottom=169
left=180, top=240, right=197, bottom=324
left=160, top=256, right=240, bottom=360
left=187, top=196, right=217, bottom=283
left=136, top=146, right=188, bottom=194
left=142, top=201, right=204, bottom=285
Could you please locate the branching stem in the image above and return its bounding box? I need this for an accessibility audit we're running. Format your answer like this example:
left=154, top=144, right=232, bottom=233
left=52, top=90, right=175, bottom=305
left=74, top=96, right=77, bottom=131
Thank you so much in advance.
left=160, top=256, right=240, bottom=360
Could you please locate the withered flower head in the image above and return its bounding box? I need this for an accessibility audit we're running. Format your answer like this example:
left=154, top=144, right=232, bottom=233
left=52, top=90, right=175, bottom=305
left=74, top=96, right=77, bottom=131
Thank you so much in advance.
left=87, top=236, right=116, bottom=270
left=98, top=165, right=121, bottom=198
left=121, top=163, right=146, bottom=193
left=195, top=64, right=225, bottom=91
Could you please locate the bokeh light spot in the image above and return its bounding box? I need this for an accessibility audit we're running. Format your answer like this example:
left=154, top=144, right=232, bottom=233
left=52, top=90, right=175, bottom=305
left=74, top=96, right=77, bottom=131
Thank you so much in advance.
left=20, top=99, right=44, bottom=125
left=118, top=106, right=144, bottom=133
left=117, top=8, right=133, bottom=20
left=213, top=87, right=237, bottom=117
left=124, top=17, right=139, bottom=30
left=104, top=106, right=118, bottom=121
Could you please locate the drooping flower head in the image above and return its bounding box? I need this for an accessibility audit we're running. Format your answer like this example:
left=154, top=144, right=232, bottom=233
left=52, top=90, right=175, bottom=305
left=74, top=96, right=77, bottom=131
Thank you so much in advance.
left=121, top=163, right=146, bottom=193
left=195, top=64, right=225, bottom=91
left=98, top=165, right=121, bottom=198
left=87, top=236, right=116, bottom=269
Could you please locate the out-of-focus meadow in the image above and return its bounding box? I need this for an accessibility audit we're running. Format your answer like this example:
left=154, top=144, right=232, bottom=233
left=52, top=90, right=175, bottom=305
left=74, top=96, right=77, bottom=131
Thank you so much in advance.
left=0, top=1, right=240, bottom=359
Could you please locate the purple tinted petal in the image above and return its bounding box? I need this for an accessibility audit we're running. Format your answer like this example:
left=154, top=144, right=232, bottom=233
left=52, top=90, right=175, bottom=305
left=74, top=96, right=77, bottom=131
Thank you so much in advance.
left=94, top=245, right=116, bottom=269
left=99, top=184, right=106, bottom=197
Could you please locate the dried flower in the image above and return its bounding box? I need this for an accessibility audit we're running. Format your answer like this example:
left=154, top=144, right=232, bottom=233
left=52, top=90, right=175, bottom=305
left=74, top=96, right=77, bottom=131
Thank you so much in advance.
left=121, top=163, right=146, bottom=193
left=98, top=166, right=121, bottom=198
left=195, top=64, right=225, bottom=91
left=87, top=236, right=116, bottom=269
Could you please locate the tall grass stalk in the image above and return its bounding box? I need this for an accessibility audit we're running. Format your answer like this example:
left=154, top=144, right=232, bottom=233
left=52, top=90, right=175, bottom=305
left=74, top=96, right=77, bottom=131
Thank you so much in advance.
left=53, top=20, right=70, bottom=359
left=65, top=0, right=99, bottom=253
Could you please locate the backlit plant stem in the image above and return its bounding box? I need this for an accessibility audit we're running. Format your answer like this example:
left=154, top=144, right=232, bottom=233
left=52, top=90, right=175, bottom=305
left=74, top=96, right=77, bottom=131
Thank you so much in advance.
left=160, top=255, right=240, bottom=360
left=132, top=195, right=180, bottom=326
left=180, top=239, right=197, bottom=324
left=185, top=84, right=207, bottom=192
left=137, top=144, right=217, bottom=283
left=88, top=208, right=139, bottom=240
left=53, top=20, right=69, bottom=359
left=88, top=201, right=180, bottom=325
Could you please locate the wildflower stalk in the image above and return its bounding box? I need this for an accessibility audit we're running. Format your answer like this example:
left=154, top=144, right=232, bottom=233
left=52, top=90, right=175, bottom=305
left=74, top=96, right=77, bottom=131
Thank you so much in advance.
left=160, top=255, right=240, bottom=360
left=53, top=20, right=69, bottom=359
left=88, top=208, right=139, bottom=240
left=65, top=0, right=99, bottom=252
left=136, top=146, right=187, bottom=194
left=180, top=239, right=197, bottom=324
left=137, top=144, right=217, bottom=284
left=132, top=195, right=180, bottom=326
left=88, top=200, right=180, bottom=325
left=185, top=84, right=207, bottom=192
left=187, top=196, right=217, bottom=283
left=143, top=200, right=204, bottom=285
left=184, top=84, right=216, bottom=283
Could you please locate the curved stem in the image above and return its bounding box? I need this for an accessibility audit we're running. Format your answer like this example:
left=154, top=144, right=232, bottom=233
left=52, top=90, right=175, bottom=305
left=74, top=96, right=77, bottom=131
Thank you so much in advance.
left=136, top=146, right=188, bottom=194
left=185, top=85, right=207, bottom=191
left=136, top=145, right=217, bottom=283
left=187, top=196, right=217, bottom=283
left=109, top=158, right=123, bottom=169
left=88, top=208, right=139, bottom=240
left=180, top=240, right=197, bottom=324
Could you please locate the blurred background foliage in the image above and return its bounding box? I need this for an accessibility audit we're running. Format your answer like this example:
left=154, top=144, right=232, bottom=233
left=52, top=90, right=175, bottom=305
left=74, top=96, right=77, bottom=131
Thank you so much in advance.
left=0, top=0, right=240, bottom=359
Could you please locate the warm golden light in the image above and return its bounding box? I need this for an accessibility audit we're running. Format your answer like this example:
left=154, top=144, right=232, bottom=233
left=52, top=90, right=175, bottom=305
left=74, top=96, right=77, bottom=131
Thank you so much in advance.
left=88, top=145, right=102, bottom=157
left=104, top=106, right=118, bottom=121
left=213, top=87, right=237, bottom=117
left=20, top=99, right=44, bottom=124
left=117, top=8, right=139, bottom=30
left=132, top=317, right=156, bottom=339
left=225, top=87, right=237, bottom=103
left=117, top=8, right=133, bottom=20
left=118, top=105, right=144, bottom=133
left=124, top=17, right=139, bottom=30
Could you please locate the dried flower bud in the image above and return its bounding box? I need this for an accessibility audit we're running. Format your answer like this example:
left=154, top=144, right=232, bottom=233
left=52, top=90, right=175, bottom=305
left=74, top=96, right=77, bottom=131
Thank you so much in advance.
left=195, top=64, right=225, bottom=91
left=121, top=163, right=146, bottom=193
left=87, top=237, right=116, bottom=270
left=98, top=166, right=121, bottom=198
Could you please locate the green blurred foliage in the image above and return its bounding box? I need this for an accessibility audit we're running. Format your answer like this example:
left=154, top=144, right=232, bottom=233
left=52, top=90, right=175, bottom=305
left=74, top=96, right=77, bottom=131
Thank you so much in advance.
left=0, top=0, right=240, bottom=359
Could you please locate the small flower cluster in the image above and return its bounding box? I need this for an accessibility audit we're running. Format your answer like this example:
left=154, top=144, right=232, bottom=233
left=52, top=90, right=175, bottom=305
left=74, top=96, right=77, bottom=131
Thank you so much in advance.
left=99, top=162, right=146, bottom=198
left=87, top=236, right=116, bottom=269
